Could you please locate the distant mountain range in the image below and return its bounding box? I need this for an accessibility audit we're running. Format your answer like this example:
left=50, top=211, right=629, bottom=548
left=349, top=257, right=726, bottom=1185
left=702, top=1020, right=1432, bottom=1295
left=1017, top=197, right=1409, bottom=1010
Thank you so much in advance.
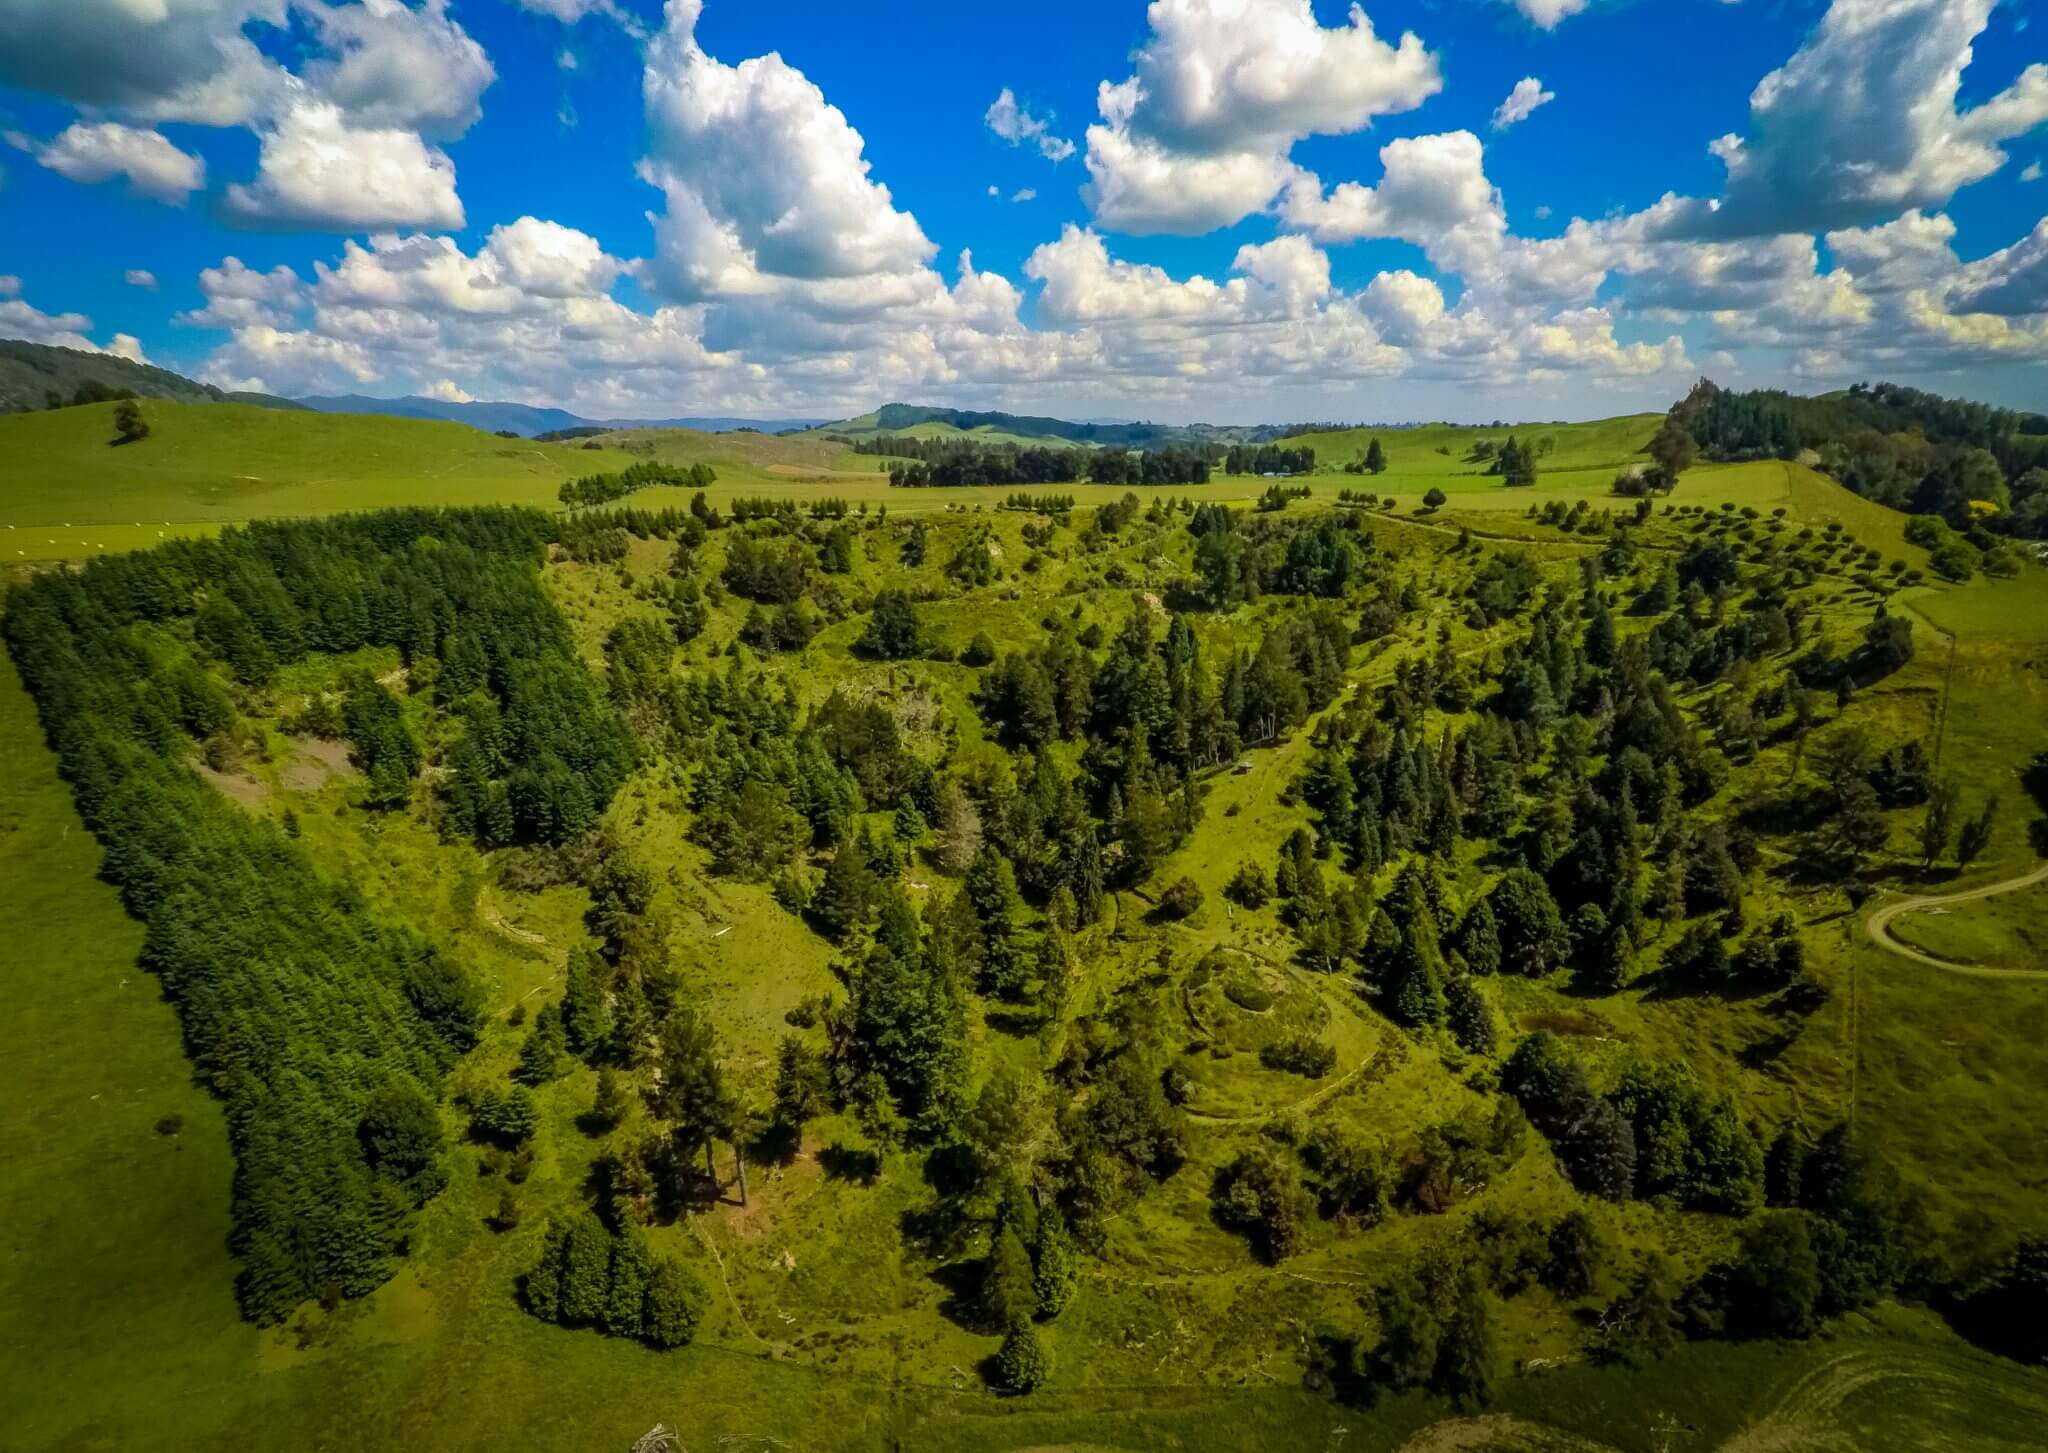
left=812, top=402, right=1348, bottom=449
left=292, top=394, right=829, bottom=437
left=0, top=339, right=1370, bottom=445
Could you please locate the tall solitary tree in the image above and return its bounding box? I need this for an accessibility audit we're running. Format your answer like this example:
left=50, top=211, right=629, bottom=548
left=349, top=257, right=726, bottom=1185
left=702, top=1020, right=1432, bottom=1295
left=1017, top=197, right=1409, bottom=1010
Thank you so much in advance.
left=1956, top=794, right=2000, bottom=872
left=1365, top=437, right=1387, bottom=475
left=1917, top=778, right=1959, bottom=871
left=654, top=1010, right=734, bottom=1198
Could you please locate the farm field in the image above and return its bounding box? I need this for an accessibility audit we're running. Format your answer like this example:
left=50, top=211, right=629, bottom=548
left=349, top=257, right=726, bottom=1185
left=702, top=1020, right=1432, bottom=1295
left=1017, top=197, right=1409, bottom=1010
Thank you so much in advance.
left=3, top=397, right=2046, bottom=1453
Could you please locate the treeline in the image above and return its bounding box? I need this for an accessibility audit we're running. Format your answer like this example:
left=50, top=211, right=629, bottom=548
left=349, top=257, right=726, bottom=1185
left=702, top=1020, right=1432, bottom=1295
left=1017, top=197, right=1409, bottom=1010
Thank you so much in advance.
left=558, top=459, right=715, bottom=510
left=0, top=509, right=655, bottom=1320
left=1221, top=443, right=1315, bottom=475
left=877, top=438, right=1214, bottom=487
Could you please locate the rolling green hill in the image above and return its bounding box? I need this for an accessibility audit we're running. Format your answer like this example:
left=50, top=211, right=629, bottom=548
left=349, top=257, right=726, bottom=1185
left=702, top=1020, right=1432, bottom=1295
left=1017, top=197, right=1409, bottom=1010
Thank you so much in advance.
left=0, top=338, right=298, bottom=414
left=0, top=399, right=637, bottom=541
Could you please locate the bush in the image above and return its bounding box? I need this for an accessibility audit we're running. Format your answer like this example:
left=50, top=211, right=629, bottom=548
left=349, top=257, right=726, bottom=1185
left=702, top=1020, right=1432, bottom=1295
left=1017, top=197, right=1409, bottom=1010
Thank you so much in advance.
left=1223, top=974, right=1276, bottom=1013
left=1226, top=861, right=1271, bottom=908
left=1212, top=1147, right=1315, bottom=1261
left=1260, top=1034, right=1337, bottom=1078
left=112, top=399, right=149, bottom=443
left=1156, top=876, right=1204, bottom=920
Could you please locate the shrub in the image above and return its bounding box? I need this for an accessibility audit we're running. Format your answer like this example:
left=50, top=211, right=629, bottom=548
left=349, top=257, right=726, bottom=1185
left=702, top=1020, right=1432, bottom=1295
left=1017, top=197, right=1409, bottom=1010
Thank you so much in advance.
left=1260, top=1034, right=1337, bottom=1078
left=1156, top=876, right=1204, bottom=920
left=1212, top=1147, right=1315, bottom=1261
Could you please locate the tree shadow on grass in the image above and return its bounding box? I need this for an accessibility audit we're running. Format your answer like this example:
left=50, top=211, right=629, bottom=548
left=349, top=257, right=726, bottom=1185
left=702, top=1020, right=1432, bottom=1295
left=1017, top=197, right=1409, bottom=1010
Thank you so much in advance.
left=817, top=1141, right=881, bottom=1185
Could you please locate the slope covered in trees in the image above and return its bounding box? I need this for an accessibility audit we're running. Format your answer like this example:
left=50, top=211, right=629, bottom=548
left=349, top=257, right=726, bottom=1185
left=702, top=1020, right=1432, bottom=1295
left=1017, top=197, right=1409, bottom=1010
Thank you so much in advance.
left=3, top=507, right=630, bottom=1320
left=6, top=441, right=2047, bottom=1449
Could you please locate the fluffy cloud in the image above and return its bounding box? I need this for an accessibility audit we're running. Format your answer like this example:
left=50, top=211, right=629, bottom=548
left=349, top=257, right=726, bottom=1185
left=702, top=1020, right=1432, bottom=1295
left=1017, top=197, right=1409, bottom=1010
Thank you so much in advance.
left=1650, top=0, right=2048, bottom=239
left=0, top=0, right=496, bottom=231
left=1359, top=270, right=1445, bottom=346
left=1944, top=220, right=2048, bottom=317
left=1082, top=0, right=1441, bottom=234
left=0, top=284, right=144, bottom=358
left=1491, top=78, right=1554, bottom=131
left=0, top=0, right=288, bottom=127
left=1825, top=210, right=1960, bottom=292
left=641, top=0, right=935, bottom=299
left=32, top=122, right=205, bottom=202
left=126, top=270, right=161, bottom=290
left=1508, top=0, right=1588, bottom=29
left=986, top=89, right=1074, bottom=163
left=224, top=100, right=464, bottom=230
left=1282, top=131, right=1501, bottom=247
left=180, top=257, right=309, bottom=328
left=483, top=217, right=625, bottom=297
left=299, top=0, right=495, bottom=139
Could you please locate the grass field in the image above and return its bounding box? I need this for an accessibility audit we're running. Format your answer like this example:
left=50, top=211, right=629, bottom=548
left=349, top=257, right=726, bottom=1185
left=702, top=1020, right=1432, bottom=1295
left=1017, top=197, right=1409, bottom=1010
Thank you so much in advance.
left=5, top=400, right=2047, bottom=1451
left=1890, top=882, right=2048, bottom=966
left=0, top=401, right=641, bottom=528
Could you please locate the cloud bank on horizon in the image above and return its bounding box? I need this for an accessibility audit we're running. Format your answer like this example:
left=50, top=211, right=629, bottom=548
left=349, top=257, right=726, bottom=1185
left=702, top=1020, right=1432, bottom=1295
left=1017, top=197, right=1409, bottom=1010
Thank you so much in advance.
left=0, top=0, right=2043, bottom=421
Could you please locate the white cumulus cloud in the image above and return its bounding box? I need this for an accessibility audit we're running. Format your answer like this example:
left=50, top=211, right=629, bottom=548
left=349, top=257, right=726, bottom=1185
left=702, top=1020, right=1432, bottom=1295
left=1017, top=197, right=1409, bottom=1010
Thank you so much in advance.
left=224, top=99, right=464, bottom=231
left=299, top=0, right=495, bottom=140
left=640, top=0, right=935, bottom=300
left=126, top=269, right=160, bottom=290
left=1649, top=0, right=2048, bottom=239
left=1491, top=78, right=1554, bottom=132
left=1081, top=0, right=1442, bottom=235
left=33, top=121, right=204, bottom=202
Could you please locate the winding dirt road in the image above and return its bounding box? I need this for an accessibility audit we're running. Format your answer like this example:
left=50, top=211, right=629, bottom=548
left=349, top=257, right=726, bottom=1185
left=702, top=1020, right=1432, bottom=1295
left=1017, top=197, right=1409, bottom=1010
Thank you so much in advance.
left=1862, top=860, right=2048, bottom=980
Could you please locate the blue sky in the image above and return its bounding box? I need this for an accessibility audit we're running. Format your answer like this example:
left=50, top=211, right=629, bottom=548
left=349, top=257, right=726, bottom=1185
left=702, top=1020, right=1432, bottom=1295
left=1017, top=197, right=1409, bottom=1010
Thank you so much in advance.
left=1, top=0, right=2045, bottom=422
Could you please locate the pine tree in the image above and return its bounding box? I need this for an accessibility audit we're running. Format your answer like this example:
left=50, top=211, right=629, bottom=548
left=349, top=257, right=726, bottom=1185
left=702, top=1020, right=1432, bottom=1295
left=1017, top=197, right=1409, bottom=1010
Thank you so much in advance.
left=1917, top=778, right=1958, bottom=870
left=1366, top=437, right=1387, bottom=474
left=1032, top=1209, right=1079, bottom=1319
left=1956, top=793, right=2000, bottom=871
left=523, top=1217, right=569, bottom=1321
left=640, top=1255, right=706, bottom=1348
left=983, top=1226, right=1038, bottom=1332
left=515, top=1001, right=569, bottom=1086
left=603, top=1227, right=654, bottom=1336
left=562, top=948, right=611, bottom=1060
left=1445, top=974, right=1497, bottom=1055
left=557, top=1211, right=613, bottom=1326
left=588, top=1067, right=631, bottom=1131
left=1433, top=1268, right=1500, bottom=1407
left=996, top=1323, right=1051, bottom=1392
left=1457, top=897, right=1501, bottom=976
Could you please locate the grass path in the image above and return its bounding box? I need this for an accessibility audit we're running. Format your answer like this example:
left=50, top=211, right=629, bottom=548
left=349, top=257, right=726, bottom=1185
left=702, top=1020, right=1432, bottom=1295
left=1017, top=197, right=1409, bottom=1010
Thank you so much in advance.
left=1863, top=861, right=2048, bottom=978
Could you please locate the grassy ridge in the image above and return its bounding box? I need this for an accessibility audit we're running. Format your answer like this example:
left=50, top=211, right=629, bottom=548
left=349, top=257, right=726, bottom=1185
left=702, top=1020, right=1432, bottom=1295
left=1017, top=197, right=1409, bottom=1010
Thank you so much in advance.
left=0, top=401, right=639, bottom=528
